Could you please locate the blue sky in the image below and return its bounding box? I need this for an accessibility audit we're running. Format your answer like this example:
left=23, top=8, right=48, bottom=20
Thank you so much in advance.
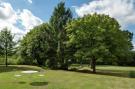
left=0, top=0, right=135, bottom=46
left=5, top=0, right=91, bottom=21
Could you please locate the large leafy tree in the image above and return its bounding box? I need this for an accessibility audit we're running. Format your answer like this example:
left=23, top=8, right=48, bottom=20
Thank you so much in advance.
left=20, top=23, right=56, bottom=67
left=0, top=28, right=15, bottom=67
left=66, top=14, right=133, bottom=73
left=50, top=2, right=72, bottom=69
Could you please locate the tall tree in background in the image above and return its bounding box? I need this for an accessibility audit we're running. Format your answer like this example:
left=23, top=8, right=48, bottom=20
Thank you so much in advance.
left=0, top=28, right=15, bottom=67
left=50, top=2, right=72, bottom=70
left=66, top=14, right=133, bottom=73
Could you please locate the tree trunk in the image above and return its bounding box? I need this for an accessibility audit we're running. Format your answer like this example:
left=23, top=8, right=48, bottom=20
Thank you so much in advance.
left=90, top=59, right=92, bottom=69
left=91, top=58, right=96, bottom=73
left=37, top=59, right=44, bottom=66
left=57, top=31, right=67, bottom=70
left=5, top=37, right=8, bottom=67
left=5, top=48, right=7, bottom=67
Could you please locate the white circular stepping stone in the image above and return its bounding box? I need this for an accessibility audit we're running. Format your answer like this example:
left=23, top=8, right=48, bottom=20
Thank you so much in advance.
left=15, top=74, right=22, bottom=77
left=21, top=70, right=38, bottom=74
left=38, top=74, right=44, bottom=77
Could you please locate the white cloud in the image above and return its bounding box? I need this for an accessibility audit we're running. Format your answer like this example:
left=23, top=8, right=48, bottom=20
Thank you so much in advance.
left=75, top=0, right=135, bottom=27
left=0, top=2, right=22, bottom=40
left=0, top=21, right=25, bottom=41
left=0, top=2, right=18, bottom=24
left=19, top=9, right=43, bottom=30
left=0, top=1, right=43, bottom=40
left=27, top=0, right=32, bottom=4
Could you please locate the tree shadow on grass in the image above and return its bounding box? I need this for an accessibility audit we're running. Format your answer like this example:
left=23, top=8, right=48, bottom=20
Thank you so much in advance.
left=18, top=81, right=26, bottom=84
left=0, top=65, right=42, bottom=73
left=68, top=68, right=135, bottom=78
left=30, top=82, right=48, bottom=86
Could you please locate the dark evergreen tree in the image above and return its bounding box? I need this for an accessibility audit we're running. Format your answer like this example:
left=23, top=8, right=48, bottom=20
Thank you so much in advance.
left=50, top=2, right=72, bottom=70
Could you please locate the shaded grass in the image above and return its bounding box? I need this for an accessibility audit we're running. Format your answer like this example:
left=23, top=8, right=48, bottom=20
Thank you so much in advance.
left=97, top=65, right=135, bottom=78
left=0, top=65, right=135, bottom=89
left=69, top=65, right=135, bottom=78
left=30, top=82, right=48, bottom=86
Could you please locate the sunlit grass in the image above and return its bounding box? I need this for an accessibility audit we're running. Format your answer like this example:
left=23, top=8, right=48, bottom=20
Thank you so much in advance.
left=0, top=65, right=135, bottom=89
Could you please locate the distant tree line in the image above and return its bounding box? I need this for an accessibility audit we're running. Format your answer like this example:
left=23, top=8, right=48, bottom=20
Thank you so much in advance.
left=0, top=2, right=135, bottom=73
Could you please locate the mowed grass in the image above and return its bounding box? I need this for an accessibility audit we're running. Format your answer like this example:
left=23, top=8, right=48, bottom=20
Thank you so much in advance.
left=0, top=65, right=135, bottom=89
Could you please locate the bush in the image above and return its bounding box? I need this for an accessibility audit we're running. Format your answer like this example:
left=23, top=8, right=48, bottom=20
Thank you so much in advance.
left=129, top=71, right=135, bottom=78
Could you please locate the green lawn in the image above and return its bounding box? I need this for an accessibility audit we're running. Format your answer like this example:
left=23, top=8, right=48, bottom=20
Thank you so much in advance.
left=0, top=65, right=135, bottom=89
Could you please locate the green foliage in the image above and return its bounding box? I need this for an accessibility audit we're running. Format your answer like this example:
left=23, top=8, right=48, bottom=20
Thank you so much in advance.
left=20, top=23, right=56, bottom=66
left=50, top=2, right=72, bottom=69
left=0, top=56, right=18, bottom=65
left=16, top=2, right=134, bottom=70
left=0, top=28, right=15, bottom=66
left=66, top=13, right=133, bottom=72
left=129, top=71, right=135, bottom=78
left=0, top=28, right=15, bottom=55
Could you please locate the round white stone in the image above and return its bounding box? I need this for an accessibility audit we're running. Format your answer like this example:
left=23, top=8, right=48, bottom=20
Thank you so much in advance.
left=21, top=70, right=38, bottom=74
left=38, top=74, right=44, bottom=76
left=15, top=74, right=22, bottom=77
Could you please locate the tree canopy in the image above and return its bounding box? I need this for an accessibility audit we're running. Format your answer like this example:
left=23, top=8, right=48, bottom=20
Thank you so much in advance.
left=50, top=2, right=72, bottom=69
left=20, top=23, right=56, bottom=66
left=66, top=14, right=133, bottom=73
left=17, top=2, right=134, bottom=72
left=0, top=28, right=15, bottom=67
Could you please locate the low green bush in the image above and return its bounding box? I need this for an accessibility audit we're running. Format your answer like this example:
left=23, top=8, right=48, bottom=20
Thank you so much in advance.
left=129, top=71, right=135, bottom=78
